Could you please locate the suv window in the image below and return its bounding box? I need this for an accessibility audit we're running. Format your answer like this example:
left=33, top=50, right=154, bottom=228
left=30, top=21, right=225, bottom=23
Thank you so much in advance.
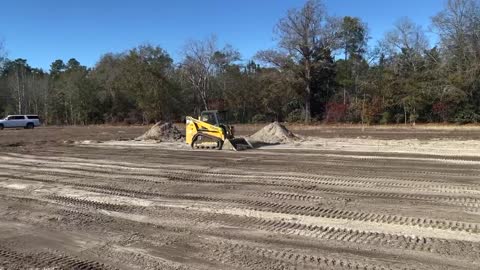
left=12, top=116, right=25, bottom=120
left=26, top=115, right=39, bottom=119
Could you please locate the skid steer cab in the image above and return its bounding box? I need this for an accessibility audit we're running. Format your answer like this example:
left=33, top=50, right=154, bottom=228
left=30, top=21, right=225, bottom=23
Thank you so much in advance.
left=185, top=110, right=252, bottom=151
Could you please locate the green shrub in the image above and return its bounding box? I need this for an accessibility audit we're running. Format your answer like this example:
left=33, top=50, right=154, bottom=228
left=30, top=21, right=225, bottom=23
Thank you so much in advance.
left=454, top=109, right=480, bottom=124
left=379, top=112, right=391, bottom=125
left=394, top=113, right=404, bottom=124
left=409, top=113, right=418, bottom=124
left=286, top=109, right=305, bottom=122
left=251, top=114, right=267, bottom=123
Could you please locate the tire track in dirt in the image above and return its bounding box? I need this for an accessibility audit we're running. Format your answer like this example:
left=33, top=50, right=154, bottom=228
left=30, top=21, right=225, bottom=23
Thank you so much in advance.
left=28, top=149, right=480, bottom=178
left=10, top=146, right=478, bottom=188
left=252, top=147, right=480, bottom=164
left=0, top=247, right=113, bottom=270
left=40, top=177, right=480, bottom=235
left=259, top=191, right=480, bottom=209
left=19, top=167, right=480, bottom=210
left=239, top=201, right=479, bottom=233
left=3, top=144, right=480, bottom=270
left=3, top=171, right=480, bottom=234
left=0, top=166, right=170, bottom=186
left=200, top=241, right=419, bottom=270
left=46, top=195, right=136, bottom=212
left=165, top=170, right=480, bottom=195
left=10, top=151, right=480, bottom=184
left=59, top=144, right=480, bottom=164
left=4, top=153, right=480, bottom=187
left=226, top=216, right=480, bottom=258
left=4, top=190, right=476, bottom=268
left=7, top=171, right=477, bottom=251
left=4, top=161, right=480, bottom=198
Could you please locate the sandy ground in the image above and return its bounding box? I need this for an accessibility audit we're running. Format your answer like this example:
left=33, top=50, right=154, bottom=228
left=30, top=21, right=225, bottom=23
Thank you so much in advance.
left=0, top=125, right=480, bottom=269
left=263, top=137, right=480, bottom=157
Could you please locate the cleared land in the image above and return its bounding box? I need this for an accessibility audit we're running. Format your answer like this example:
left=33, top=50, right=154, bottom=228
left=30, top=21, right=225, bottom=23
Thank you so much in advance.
left=1, top=125, right=480, bottom=269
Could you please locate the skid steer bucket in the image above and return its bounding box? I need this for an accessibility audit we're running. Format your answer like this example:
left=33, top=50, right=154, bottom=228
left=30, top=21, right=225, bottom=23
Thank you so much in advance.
left=222, top=138, right=253, bottom=151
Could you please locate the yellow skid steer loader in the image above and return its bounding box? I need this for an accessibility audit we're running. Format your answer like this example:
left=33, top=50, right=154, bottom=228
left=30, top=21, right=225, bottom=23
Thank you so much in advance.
left=185, top=110, right=252, bottom=151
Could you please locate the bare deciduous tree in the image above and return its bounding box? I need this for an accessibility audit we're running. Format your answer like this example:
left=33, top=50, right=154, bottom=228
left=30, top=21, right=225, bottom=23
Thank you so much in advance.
left=180, top=36, right=239, bottom=113
left=0, top=39, right=6, bottom=72
left=432, top=0, right=480, bottom=71
left=380, top=17, right=429, bottom=72
left=181, top=37, right=215, bottom=112
left=255, top=50, right=296, bottom=70
left=6, top=60, right=28, bottom=114
left=273, top=0, right=339, bottom=122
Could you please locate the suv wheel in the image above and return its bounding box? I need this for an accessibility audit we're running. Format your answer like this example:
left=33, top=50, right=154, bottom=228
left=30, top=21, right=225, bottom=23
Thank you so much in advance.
left=26, top=123, right=34, bottom=129
left=0, top=124, right=3, bottom=130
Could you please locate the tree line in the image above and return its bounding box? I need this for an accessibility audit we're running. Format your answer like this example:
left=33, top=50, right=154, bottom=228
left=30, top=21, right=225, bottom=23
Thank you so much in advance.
left=1, top=0, right=479, bottom=125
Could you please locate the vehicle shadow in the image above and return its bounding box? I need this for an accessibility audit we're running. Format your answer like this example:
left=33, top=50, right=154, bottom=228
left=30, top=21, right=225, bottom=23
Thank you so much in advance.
left=248, top=140, right=280, bottom=149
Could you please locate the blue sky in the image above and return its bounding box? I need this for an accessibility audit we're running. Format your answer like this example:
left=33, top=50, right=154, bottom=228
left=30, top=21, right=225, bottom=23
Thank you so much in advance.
left=0, top=0, right=443, bottom=70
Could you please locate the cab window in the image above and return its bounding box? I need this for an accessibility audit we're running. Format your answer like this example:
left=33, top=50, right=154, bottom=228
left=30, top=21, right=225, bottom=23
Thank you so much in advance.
left=201, top=113, right=217, bottom=125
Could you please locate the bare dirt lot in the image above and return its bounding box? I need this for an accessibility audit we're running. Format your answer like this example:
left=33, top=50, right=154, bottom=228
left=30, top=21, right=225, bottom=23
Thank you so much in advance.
left=1, top=125, right=480, bottom=269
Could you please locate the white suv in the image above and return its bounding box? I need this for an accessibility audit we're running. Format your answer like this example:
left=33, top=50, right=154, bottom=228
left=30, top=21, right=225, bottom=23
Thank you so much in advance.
left=0, top=115, right=41, bottom=130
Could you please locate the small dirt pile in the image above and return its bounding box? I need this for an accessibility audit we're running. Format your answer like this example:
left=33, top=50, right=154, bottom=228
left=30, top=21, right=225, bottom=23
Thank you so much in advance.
left=249, top=122, right=298, bottom=144
left=136, top=122, right=184, bottom=142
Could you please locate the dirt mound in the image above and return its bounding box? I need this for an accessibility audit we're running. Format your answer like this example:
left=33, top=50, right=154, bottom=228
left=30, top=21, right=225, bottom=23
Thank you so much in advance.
left=249, top=122, right=298, bottom=144
left=136, top=122, right=184, bottom=142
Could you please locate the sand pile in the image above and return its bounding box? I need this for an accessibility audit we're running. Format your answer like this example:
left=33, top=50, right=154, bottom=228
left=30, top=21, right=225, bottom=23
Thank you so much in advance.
left=249, top=122, right=298, bottom=144
left=136, top=122, right=184, bottom=142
